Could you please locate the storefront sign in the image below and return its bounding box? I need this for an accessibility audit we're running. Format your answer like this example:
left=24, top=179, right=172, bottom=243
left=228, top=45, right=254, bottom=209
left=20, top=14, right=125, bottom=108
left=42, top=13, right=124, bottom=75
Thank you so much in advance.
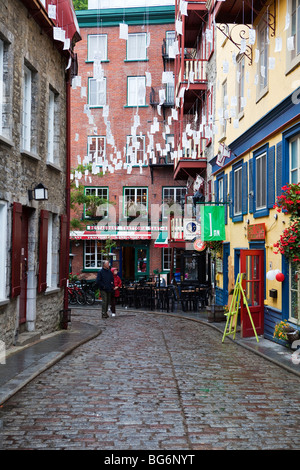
left=200, top=206, right=225, bottom=241
left=86, top=225, right=168, bottom=231
left=193, top=239, right=206, bottom=252
left=247, top=223, right=265, bottom=240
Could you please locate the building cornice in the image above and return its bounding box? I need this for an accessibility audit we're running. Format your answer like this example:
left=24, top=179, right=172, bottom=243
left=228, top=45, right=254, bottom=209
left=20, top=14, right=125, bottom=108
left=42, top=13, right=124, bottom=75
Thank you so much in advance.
left=76, top=6, right=175, bottom=27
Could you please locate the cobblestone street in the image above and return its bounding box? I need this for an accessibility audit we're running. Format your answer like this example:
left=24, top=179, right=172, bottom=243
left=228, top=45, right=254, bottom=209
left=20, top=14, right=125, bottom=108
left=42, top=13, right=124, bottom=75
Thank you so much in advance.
left=1, top=309, right=300, bottom=450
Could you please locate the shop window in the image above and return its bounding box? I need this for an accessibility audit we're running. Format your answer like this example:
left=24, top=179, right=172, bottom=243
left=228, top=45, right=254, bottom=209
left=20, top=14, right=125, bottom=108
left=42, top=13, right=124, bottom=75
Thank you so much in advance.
left=290, top=263, right=300, bottom=324
left=84, top=240, right=105, bottom=270
left=136, top=248, right=148, bottom=275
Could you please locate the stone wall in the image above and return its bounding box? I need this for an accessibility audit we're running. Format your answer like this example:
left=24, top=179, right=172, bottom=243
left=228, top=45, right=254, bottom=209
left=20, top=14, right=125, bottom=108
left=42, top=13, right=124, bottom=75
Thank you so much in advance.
left=0, top=0, right=71, bottom=348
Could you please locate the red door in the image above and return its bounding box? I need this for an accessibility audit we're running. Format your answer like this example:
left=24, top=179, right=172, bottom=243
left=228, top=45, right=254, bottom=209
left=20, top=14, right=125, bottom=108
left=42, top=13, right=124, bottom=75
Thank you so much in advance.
left=19, top=208, right=29, bottom=325
left=240, top=249, right=264, bottom=338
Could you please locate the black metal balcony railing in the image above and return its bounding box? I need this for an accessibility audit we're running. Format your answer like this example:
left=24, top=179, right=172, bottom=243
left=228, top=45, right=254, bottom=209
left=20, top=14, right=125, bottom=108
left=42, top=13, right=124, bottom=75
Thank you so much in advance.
left=150, top=85, right=175, bottom=107
left=162, top=36, right=176, bottom=59
left=149, top=152, right=173, bottom=166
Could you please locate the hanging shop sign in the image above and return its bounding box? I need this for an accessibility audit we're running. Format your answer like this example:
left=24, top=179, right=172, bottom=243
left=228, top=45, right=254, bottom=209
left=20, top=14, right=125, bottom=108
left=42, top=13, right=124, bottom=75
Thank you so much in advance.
left=193, top=238, right=206, bottom=252
left=183, top=218, right=201, bottom=240
left=247, top=223, right=265, bottom=241
left=200, top=206, right=225, bottom=241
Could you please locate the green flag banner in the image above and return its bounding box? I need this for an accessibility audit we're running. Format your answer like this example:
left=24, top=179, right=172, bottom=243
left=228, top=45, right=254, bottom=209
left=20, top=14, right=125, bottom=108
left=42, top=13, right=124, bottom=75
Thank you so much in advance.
left=200, top=206, right=225, bottom=241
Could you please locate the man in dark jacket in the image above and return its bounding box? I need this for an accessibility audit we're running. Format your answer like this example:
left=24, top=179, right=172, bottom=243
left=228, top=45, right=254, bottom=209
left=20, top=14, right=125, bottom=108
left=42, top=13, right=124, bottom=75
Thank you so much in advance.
left=96, top=260, right=114, bottom=318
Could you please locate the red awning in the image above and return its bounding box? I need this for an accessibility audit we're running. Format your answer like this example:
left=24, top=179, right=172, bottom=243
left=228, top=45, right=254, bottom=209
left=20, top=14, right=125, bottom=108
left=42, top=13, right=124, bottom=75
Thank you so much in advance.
left=70, top=230, right=152, bottom=240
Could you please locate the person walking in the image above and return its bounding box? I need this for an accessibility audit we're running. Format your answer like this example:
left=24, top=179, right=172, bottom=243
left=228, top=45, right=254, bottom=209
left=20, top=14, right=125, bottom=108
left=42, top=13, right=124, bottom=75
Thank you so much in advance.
left=111, top=267, right=122, bottom=315
left=96, top=260, right=114, bottom=318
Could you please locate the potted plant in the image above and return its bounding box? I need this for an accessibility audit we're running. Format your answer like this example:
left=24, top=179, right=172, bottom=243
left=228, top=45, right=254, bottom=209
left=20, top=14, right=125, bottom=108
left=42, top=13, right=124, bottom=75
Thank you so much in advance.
left=273, top=320, right=299, bottom=347
left=273, top=220, right=300, bottom=264
left=206, top=240, right=223, bottom=255
left=101, top=238, right=117, bottom=259
left=273, top=183, right=300, bottom=219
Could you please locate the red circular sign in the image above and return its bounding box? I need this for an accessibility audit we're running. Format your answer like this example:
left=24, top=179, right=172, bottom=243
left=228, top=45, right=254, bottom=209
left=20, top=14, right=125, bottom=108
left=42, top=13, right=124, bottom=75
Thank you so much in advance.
left=193, top=239, right=206, bottom=252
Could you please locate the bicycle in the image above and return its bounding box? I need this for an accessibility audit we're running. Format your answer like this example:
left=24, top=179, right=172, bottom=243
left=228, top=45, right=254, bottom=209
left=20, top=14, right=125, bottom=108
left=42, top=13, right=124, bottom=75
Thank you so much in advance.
left=68, top=282, right=86, bottom=305
left=79, top=280, right=96, bottom=305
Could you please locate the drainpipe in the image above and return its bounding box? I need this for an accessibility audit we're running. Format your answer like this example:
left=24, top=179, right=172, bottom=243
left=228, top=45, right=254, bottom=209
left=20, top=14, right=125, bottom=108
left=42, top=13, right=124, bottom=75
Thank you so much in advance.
left=61, top=63, right=72, bottom=330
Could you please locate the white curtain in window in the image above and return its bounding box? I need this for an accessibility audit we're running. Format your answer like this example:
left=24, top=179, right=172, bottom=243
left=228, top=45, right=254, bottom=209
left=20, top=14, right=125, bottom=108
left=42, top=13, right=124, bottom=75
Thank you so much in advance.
left=128, top=77, right=145, bottom=106
left=127, top=33, right=147, bottom=60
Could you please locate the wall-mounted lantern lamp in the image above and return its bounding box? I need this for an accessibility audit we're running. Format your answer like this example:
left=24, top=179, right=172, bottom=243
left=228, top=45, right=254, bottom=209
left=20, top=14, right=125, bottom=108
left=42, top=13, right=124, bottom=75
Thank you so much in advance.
left=28, top=183, right=48, bottom=201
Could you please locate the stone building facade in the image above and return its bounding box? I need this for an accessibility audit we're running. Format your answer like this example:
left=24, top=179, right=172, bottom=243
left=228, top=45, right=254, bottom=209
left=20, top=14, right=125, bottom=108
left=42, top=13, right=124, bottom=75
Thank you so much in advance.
left=0, top=0, right=80, bottom=348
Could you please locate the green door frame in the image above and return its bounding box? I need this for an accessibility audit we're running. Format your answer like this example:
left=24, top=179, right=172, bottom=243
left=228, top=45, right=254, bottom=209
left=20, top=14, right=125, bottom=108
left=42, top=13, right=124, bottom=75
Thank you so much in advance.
left=135, top=245, right=149, bottom=278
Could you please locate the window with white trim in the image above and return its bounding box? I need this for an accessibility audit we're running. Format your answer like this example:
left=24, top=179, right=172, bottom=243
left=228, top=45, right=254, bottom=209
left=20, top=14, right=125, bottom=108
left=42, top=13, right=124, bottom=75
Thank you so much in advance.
left=162, top=187, right=186, bottom=218
left=88, top=135, right=106, bottom=164
left=126, top=135, right=145, bottom=165
left=0, top=35, right=12, bottom=141
left=165, top=31, right=175, bottom=57
left=255, top=152, right=267, bottom=210
left=257, top=18, right=268, bottom=97
left=290, top=264, right=300, bottom=324
left=237, top=55, right=245, bottom=116
left=290, top=134, right=300, bottom=184
left=0, top=201, right=7, bottom=300
left=85, top=187, right=109, bottom=218
left=22, top=62, right=38, bottom=154
left=162, top=248, right=181, bottom=272
left=89, top=77, right=106, bottom=107
left=0, top=39, right=3, bottom=136
left=124, top=187, right=148, bottom=218
left=221, top=80, right=228, bottom=136
left=47, top=89, right=55, bottom=163
left=127, top=33, right=147, bottom=60
left=47, top=88, right=60, bottom=165
left=234, top=167, right=242, bottom=216
left=288, top=132, right=300, bottom=324
left=218, top=178, right=224, bottom=203
left=22, top=65, right=32, bottom=151
left=291, top=0, right=300, bottom=60
left=84, top=240, right=105, bottom=269
left=88, top=34, right=107, bottom=62
left=127, top=76, right=146, bottom=106
left=46, top=213, right=59, bottom=291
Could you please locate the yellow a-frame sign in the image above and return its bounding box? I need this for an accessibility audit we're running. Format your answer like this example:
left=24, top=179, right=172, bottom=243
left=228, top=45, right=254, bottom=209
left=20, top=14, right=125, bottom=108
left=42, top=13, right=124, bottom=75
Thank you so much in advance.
left=222, top=273, right=259, bottom=343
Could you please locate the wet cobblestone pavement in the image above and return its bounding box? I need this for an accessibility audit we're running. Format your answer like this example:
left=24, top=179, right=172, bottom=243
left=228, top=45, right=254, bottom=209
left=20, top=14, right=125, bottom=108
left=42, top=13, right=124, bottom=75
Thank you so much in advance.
left=1, top=309, right=300, bottom=450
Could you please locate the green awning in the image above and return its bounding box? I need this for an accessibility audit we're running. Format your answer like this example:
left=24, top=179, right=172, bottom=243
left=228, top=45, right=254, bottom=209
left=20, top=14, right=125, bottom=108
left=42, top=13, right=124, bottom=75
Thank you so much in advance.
left=154, top=231, right=168, bottom=247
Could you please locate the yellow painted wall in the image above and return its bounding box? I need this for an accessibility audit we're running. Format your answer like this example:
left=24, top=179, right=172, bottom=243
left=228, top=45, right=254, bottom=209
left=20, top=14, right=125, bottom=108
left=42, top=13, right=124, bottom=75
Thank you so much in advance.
left=212, top=0, right=300, bottom=312
left=214, top=0, right=300, bottom=149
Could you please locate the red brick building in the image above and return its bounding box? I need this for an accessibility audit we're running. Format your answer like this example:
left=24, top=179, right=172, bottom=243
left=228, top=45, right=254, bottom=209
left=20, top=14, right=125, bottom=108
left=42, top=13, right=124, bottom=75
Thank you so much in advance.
left=70, top=2, right=186, bottom=282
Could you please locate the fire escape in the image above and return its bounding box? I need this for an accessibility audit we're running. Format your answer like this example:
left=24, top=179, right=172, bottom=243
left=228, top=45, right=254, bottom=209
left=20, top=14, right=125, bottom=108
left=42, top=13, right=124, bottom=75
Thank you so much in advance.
left=173, top=0, right=210, bottom=182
